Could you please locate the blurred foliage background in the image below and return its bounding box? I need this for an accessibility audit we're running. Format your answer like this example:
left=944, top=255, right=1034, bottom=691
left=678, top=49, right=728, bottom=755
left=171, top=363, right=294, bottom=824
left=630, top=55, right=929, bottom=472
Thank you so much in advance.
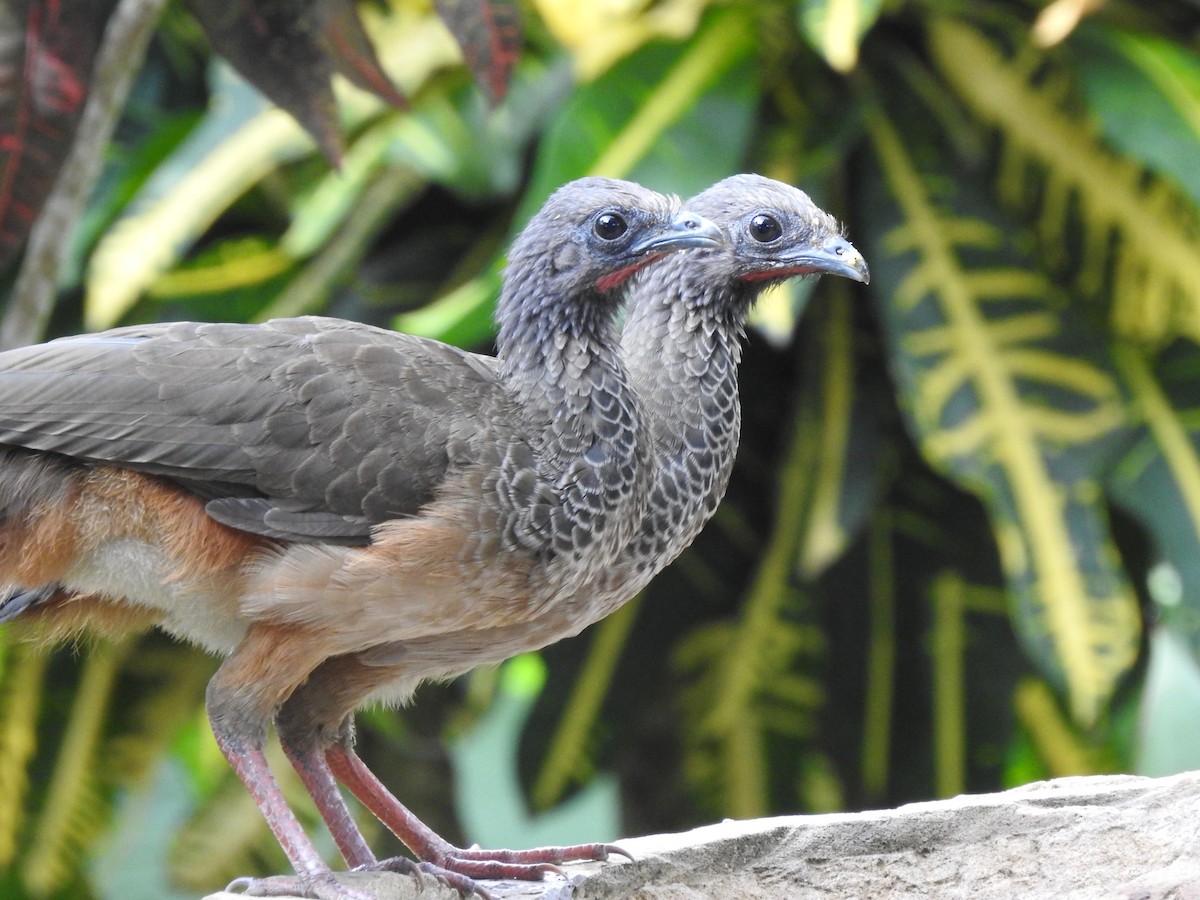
left=3, top=0, right=1200, bottom=896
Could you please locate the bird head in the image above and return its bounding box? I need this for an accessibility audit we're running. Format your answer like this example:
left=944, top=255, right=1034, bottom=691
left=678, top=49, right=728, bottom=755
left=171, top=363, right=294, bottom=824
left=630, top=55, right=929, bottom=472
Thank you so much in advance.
left=686, top=174, right=869, bottom=287
left=501, top=178, right=726, bottom=323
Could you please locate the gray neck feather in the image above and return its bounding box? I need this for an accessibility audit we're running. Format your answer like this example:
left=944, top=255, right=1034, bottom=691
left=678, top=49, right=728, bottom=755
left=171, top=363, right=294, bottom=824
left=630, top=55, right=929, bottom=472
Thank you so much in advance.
left=492, top=237, right=648, bottom=566
left=619, top=264, right=754, bottom=570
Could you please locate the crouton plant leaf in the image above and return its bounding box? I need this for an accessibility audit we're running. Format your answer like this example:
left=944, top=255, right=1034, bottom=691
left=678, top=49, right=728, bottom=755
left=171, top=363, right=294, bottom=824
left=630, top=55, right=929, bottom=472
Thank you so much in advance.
left=791, top=281, right=890, bottom=579
left=675, top=382, right=830, bottom=817
left=860, top=99, right=1139, bottom=725
left=1072, top=24, right=1200, bottom=207
left=928, top=17, right=1200, bottom=347
left=1108, top=340, right=1200, bottom=655
left=433, top=0, right=522, bottom=105
left=796, top=0, right=884, bottom=73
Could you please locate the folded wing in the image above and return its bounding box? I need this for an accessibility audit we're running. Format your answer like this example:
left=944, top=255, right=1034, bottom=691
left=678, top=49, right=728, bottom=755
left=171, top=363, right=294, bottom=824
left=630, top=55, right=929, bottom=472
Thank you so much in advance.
left=0, top=317, right=508, bottom=543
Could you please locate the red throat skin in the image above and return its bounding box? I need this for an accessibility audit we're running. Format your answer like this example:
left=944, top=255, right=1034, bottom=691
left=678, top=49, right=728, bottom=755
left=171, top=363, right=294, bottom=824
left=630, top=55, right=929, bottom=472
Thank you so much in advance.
left=595, top=251, right=666, bottom=293
left=739, top=265, right=819, bottom=283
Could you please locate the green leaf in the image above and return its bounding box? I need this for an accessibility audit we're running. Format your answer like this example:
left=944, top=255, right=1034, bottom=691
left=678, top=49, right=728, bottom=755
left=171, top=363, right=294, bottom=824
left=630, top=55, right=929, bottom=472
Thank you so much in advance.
left=84, top=62, right=310, bottom=331
left=450, top=656, right=620, bottom=849
left=1108, top=340, right=1200, bottom=656
left=520, top=6, right=757, bottom=221
left=384, top=56, right=571, bottom=201
left=87, top=6, right=468, bottom=332
left=531, top=599, right=639, bottom=810
left=1074, top=25, right=1200, bottom=207
left=21, top=640, right=131, bottom=896
left=796, top=0, right=884, bottom=73
left=144, top=236, right=295, bottom=320
left=861, top=99, right=1139, bottom=725
left=675, top=385, right=829, bottom=817
left=0, top=645, right=48, bottom=867
left=792, top=284, right=889, bottom=578
left=928, top=18, right=1200, bottom=347
left=397, top=6, right=758, bottom=348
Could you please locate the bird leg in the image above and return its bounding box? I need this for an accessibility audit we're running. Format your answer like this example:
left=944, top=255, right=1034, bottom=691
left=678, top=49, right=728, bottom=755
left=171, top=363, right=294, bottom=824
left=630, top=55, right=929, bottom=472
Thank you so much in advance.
left=207, top=625, right=374, bottom=900
left=274, top=690, right=380, bottom=871
left=278, top=727, right=381, bottom=870
left=327, top=741, right=631, bottom=875
left=276, top=654, right=631, bottom=894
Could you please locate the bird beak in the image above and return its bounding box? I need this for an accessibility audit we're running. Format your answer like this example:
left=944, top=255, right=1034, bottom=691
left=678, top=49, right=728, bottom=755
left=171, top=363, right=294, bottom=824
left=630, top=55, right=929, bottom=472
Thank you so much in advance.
left=630, top=212, right=726, bottom=255
left=783, top=237, right=870, bottom=283
left=594, top=212, right=726, bottom=293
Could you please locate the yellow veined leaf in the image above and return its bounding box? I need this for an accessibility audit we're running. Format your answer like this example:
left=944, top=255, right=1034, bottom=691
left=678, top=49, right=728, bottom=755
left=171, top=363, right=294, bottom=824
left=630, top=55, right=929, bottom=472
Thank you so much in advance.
left=928, top=18, right=1200, bottom=346
left=861, top=96, right=1139, bottom=726
left=1109, top=340, right=1200, bottom=659
left=0, top=645, right=48, bottom=866
left=674, top=384, right=831, bottom=817
left=21, top=640, right=132, bottom=895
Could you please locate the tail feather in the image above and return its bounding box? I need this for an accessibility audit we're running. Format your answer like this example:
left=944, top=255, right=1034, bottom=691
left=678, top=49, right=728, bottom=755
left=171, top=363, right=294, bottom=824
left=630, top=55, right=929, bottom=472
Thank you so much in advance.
left=0, top=583, right=59, bottom=623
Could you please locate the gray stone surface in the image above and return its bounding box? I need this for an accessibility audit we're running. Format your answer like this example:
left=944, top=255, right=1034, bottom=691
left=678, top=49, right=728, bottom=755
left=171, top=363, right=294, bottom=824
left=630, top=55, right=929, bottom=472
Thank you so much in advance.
left=205, top=771, right=1200, bottom=899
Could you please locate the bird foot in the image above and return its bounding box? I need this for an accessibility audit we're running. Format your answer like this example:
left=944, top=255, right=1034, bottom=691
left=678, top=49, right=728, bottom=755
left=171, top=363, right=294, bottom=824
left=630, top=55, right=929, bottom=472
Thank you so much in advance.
left=356, top=857, right=494, bottom=898
left=445, top=839, right=634, bottom=872
left=352, top=854, right=489, bottom=897
left=226, top=871, right=374, bottom=900
left=361, top=842, right=632, bottom=897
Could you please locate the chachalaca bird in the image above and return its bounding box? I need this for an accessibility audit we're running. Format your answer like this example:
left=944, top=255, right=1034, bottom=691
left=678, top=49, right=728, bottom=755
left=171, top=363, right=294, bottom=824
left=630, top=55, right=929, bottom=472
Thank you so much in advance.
left=615, top=174, right=869, bottom=587
left=0, top=178, right=724, bottom=900
left=254, top=175, right=869, bottom=895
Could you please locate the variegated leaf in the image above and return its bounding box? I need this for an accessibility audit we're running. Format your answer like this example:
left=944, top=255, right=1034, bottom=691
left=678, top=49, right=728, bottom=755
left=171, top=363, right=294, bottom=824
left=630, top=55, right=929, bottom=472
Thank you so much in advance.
left=928, top=18, right=1200, bottom=346
left=793, top=283, right=890, bottom=579
left=860, top=98, right=1139, bottom=725
left=1109, top=340, right=1200, bottom=654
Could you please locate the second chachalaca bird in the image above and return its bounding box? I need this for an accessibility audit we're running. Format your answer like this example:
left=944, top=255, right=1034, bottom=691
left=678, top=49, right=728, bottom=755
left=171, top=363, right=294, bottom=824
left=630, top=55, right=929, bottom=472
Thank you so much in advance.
left=256, top=175, right=869, bottom=894
left=0, top=178, right=724, bottom=900
left=616, top=174, right=869, bottom=586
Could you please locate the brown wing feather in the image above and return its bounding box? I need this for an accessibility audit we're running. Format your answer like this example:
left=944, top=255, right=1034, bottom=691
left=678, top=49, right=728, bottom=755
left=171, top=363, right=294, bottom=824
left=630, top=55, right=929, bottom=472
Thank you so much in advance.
left=0, top=317, right=508, bottom=541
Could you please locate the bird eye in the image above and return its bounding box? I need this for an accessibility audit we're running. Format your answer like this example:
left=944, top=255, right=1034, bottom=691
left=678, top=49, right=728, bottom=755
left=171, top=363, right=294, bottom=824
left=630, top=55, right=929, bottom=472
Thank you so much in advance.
left=749, top=214, right=782, bottom=243
left=594, top=213, right=628, bottom=241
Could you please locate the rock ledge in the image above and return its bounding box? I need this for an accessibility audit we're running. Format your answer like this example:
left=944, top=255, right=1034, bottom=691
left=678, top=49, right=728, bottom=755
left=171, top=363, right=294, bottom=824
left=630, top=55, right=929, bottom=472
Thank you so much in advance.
left=205, top=770, right=1200, bottom=899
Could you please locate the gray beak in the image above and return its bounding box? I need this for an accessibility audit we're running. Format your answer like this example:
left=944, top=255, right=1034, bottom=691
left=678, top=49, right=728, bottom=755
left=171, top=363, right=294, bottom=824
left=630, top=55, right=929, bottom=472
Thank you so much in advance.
left=631, top=211, right=726, bottom=254
left=787, top=236, right=870, bottom=283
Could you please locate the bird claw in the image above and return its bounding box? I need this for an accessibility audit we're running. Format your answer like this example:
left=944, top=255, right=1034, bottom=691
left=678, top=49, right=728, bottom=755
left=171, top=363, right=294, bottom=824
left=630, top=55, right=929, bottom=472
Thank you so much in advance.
left=354, top=841, right=631, bottom=897
left=446, top=840, right=632, bottom=868
left=416, top=861, right=495, bottom=899
left=354, top=856, right=489, bottom=898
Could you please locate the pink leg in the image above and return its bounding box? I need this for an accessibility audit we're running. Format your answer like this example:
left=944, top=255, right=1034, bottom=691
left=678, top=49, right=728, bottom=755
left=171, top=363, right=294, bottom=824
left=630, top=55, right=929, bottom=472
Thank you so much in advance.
left=212, top=734, right=375, bottom=900
left=276, top=653, right=632, bottom=896
left=279, top=737, right=379, bottom=869
left=206, top=631, right=374, bottom=900
left=327, top=742, right=632, bottom=879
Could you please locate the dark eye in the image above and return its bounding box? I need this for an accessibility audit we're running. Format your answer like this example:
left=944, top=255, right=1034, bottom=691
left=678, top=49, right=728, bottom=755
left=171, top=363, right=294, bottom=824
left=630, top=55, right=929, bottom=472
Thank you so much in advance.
left=594, top=213, right=628, bottom=240
left=749, top=214, right=782, bottom=243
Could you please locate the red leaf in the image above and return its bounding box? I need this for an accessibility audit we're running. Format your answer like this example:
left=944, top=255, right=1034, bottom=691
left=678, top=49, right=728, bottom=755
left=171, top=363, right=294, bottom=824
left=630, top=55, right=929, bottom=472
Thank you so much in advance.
left=434, top=0, right=522, bottom=105
left=188, top=0, right=344, bottom=164
left=0, top=0, right=103, bottom=272
left=319, top=0, right=407, bottom=110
